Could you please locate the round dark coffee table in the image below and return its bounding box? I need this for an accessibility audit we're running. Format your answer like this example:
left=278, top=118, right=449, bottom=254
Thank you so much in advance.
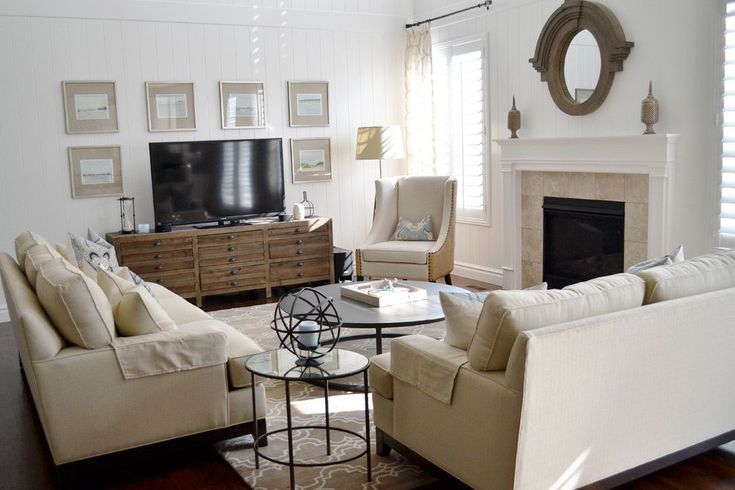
left=280, top=281, right=466, bottom=355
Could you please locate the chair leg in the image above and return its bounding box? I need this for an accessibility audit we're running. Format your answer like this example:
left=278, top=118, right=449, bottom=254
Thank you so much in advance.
left=444, top=274, right=452, bottom=286
left=356, top=275, right=364, bottom=281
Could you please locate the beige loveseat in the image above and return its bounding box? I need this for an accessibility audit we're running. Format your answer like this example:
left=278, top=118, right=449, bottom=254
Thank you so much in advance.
left=370, top=250, right=735, bottom=489
left=0, top=232, right=266, bottom=466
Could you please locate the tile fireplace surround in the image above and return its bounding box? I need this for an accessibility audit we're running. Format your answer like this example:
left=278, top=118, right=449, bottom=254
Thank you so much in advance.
left=496, top=135, right=679, bottom=290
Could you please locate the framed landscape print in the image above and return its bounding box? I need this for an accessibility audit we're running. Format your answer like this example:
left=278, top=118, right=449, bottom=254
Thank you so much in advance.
left=290, top=138, right=332, bottom=183
left=62, top=81, right=119, bottom=133
left=145, top=82, right=196, bottom=131
left=68, top=145, right=123, bottom=198
left=287, top=81, right=329, bottom=127
left=219, top=81, right=266, bottom=129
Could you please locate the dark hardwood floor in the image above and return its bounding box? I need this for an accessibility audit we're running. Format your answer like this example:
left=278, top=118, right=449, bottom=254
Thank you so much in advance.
left=2, top=276, right=735, bottom=489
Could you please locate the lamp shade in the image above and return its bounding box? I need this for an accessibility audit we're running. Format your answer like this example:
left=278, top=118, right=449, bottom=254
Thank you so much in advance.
left=355, top=126, right=406, bottom=160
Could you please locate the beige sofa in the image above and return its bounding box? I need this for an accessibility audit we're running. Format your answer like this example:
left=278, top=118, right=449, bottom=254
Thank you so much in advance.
left=0, top=233, right=266, bottom=467
left=370, top=250, right=735, bottom=489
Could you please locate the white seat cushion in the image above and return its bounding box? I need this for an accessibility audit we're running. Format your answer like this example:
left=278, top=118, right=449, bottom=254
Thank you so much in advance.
left=369, top=353, right=393, bottom=399
left=360, top=240, right=434, bottom=265
left=154, top=287, right=212, bottom=325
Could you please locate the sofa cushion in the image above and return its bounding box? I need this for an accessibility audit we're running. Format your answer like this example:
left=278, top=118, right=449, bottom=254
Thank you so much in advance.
left=97, top=267, right=138, bottom=311
left=15, top=231, right=53, bottom=270
left=360, top=240, right=433, bottom=265
left=36, top=258, right=115, bottom=349
left=115, top=286, right=177, bottom=337
left=369, top=353, right=393, bottom=399
left=440, top=283, right=548, bottom=351
left=68, top=232, right=119, bottom=279
left=24, top=244, right=61, bottom=288
left=467, top=273, right=645, bottom=371
left=152, top=284, right=212, bottom=325
left=626, top=244, right=685, bottom=274
left=636, top=249, right=735, bottom=304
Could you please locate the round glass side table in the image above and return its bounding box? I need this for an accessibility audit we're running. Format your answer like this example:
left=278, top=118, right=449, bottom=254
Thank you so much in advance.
left=244, top=348, right=372, bottom=490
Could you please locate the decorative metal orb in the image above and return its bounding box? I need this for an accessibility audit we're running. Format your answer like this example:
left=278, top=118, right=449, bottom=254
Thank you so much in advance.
left=300, top=191, right=315, bottom=218
left=271, top=287, right=342, bottom=366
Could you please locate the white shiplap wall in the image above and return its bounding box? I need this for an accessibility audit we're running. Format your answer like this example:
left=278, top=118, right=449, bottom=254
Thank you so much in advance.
left=414, top=0, right=722, bottom=284
left=0, top=0, right=410, bottom=320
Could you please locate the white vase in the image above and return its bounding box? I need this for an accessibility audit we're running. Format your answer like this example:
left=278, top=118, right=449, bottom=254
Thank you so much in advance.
left=293, top=203, right=305, bottom=220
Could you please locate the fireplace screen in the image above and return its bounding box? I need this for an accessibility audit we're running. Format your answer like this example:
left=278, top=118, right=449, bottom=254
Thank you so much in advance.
left=543, top=197, right=625, bottom=288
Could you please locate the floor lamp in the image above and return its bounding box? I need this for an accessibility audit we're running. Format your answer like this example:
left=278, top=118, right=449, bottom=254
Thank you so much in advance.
left=355, top=126, right=406, bottom=178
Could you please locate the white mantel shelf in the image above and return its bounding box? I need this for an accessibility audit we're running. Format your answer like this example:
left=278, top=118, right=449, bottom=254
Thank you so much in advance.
left=495, top=134, right=679, bottom=289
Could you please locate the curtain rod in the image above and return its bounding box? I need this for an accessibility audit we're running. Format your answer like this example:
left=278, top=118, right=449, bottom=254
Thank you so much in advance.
left=405, top=0, right=492, bottom=29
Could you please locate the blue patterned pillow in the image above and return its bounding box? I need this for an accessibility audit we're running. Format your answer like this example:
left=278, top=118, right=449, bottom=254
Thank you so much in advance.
left=392, top=216, right=434, bottom=241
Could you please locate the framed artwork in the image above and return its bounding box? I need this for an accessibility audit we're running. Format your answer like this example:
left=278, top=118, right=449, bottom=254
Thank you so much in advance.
left=290, top=138, right=332, bottom=183
left=287, top=81, right=329, bottom=127
left=62, top=81, right=119, bottom=134
left=219, top=81, right=266, bottom=129
left=145, top=82, right=197, bottom=131
left=68, top=145, right=123, bottom=198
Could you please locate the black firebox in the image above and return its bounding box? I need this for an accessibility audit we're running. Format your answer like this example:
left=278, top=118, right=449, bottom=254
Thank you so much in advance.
left=542, top=197, right=625, bottom=289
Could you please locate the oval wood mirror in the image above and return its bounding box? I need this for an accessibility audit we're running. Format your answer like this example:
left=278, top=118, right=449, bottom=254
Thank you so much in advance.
left=529, top=0, right=633, bottom=116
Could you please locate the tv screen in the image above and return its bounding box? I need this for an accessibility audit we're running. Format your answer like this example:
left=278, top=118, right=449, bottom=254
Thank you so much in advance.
left=149, top=138, right=285, bottom=226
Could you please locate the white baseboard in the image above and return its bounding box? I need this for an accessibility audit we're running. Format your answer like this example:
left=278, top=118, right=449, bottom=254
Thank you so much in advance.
left=452, top=261, right=504, bottom=287
left=0, top=305, right=9, bottom=323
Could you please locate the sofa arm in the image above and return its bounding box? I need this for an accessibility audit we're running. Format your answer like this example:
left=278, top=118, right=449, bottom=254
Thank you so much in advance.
left=390, top=335, right=468, bottom=404
left=111, top=325, right=227, bottom=380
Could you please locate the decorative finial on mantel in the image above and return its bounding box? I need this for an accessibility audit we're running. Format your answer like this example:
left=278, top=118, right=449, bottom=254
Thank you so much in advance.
left=641, top=80, right=659, bottom=135
left=508, top=95, right=521, bottom=139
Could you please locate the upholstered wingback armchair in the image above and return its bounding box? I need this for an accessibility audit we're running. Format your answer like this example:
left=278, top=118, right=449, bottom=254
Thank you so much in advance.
left=356, top=176, right=457, bottom=284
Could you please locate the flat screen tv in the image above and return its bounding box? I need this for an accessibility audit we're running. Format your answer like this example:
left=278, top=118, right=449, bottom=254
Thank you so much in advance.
left=149, top=138, right=285, bottom=227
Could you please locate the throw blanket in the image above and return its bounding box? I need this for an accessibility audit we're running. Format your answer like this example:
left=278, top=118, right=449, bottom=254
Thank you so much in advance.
left=390, top=335, right=468, bottom=404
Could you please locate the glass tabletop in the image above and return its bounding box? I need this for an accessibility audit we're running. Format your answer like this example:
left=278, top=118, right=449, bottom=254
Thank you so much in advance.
left=245, top=349, right=370, bottom=381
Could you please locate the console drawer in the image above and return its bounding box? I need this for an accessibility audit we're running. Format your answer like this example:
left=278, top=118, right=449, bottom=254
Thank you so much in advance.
left=268, top=222, right=328, bottom=237
left=199, top=242, right=265, bottom=260
left=269, top=234, right=330, bottom=260
left=201, top=264, right=266, bottom=291
left=139, top=271, right=196, bottom=295
left=120, top=236, right=193, bottom=254
left=198, top=230, right=263, bottom=247
left=124, top=258, right=195, bottom=274
left=269, top=257, right=329, bottom=282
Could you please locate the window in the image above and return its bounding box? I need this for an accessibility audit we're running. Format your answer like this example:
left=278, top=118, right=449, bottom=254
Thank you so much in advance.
left=722, top=1, right=735, bottom=248
left=433, top=37, right=488, bottom=223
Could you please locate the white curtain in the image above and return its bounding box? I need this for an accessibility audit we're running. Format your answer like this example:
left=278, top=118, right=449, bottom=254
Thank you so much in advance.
left=405, top=24, right=435, bottom=175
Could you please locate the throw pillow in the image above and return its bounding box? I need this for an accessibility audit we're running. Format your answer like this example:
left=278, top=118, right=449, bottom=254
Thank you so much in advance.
left=35, top=258, right=115, bottom=349
left=15, top=231, right=53, bottom=271
left=97, top=267, right=138, bottom=312
left=68, top=232, right=120, bottom=278
left=440, top=283, right=548, bottom=351
left=115, top=286, right=177, bottom=337
left=392, top=216, right=434, bottom=241
left=626, top=244, right=685, bottom=274
left=23, top=244, right=61, bottom=288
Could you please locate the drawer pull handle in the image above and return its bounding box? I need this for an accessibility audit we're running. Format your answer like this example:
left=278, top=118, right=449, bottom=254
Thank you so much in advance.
left=296, top=239, right=304, bottom=245
left=295, top=228, right=303, bottom=233
left=155, top=265, right=163, bottom=271
left=228, top=257, right=237, bottom=263
left=230, top=281, right=239, bottom=286
left=156, top=279, right=164, bottom=284
left=227, top=235, right=235, bottom=240
left=297, top=272, right=304, bottom=277
left=228, top=246, right=236, bottom=252
left=230, top=269, right=241, bottom=275
left=297, top=262, right=304, bottom=267
left=154, top=254, right=162, bottom=259
left=154, top=241, right=162, bottom=247
left=296, top=250, right=304, bottom=255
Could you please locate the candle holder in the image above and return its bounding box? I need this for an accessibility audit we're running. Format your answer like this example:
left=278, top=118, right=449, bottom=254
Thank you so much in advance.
left=271, top=287, right=342, bottom=366
left=118, top=197, right=136, bottom=234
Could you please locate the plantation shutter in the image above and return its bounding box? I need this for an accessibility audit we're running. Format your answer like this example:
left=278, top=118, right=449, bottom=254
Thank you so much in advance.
left=433, top=37, right=487, bottom=222
left=722, top=1, right=735, bottom=247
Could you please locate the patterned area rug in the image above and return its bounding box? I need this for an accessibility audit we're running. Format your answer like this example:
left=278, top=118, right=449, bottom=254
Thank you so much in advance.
left=211, top=303, right=447, bottom=490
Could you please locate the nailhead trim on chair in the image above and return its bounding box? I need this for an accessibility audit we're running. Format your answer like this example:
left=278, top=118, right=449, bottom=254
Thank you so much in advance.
left=427, top=180, right=457, bottom=281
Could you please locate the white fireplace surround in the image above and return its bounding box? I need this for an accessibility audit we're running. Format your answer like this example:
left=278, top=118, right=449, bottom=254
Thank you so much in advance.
left=496, top=134, right=679, bottom=290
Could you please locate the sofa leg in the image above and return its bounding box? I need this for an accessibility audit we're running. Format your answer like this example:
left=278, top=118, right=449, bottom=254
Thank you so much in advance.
left=444, top=274, right=452, bottom=286
left=376, top=428, right=391, bottom=457
left=256, top=418, right=268, bottom=447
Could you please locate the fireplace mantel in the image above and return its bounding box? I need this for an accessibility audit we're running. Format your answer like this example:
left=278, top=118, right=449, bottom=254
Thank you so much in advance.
left=496, top=134, right=679, bottom=289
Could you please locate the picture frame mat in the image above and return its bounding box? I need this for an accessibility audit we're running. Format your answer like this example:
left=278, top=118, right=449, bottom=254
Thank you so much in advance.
left=145, top=81, right=197, bottom=132
left=68, top=146, right=123, bottom=198
left=219, top=81, right=266, bottom=129
left=62, top=81, right=119, bottom=134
